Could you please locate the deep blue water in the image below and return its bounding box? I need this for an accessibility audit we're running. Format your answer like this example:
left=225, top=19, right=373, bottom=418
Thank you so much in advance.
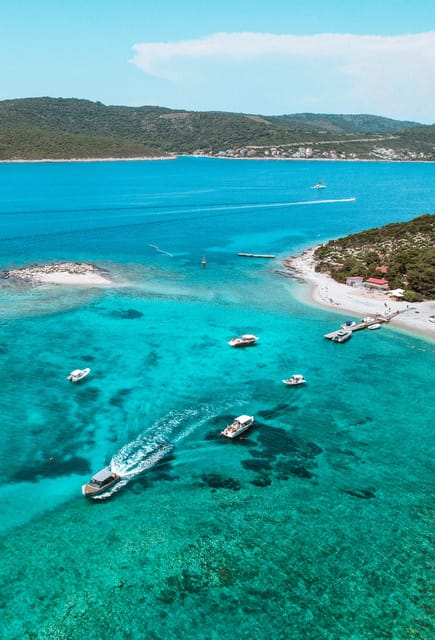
left=0, top=158, right=433, bottom=640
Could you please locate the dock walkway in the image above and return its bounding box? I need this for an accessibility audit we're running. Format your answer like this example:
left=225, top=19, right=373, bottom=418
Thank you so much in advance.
left=324, top=307, right=415, bottom=340
left=238, top=253, right=276, bottom=259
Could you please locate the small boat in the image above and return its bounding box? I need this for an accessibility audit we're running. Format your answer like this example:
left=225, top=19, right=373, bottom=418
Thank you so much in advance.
left=228, top=334, right=259, bottom=347
left=341, top=321, right=356, bottom=329
left=332, top=330, right=352, bottom=343
left=362, top=316, right=375, bottom=323
left=82, top=466, right=120, bottom=497
left=67, top=367, right=91, bottom=382
left=311, top=182, right=326, bottom=190
left=368, top=323, right=381, bottom=330
left=220, top=415, right=254, bottom=439
left=282, top=374, right=306, bottom=386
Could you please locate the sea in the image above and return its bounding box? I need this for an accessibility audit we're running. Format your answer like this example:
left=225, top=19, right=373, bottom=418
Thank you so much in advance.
left=0, top=157, right=433, bottom=640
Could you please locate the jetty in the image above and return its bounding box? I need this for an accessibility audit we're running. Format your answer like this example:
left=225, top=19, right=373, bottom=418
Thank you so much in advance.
left=324, top=308, right=415, bottom=340
left=238, top=253, right=276, bottom=259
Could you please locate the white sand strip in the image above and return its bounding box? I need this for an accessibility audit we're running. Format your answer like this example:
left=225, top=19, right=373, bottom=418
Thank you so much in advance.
left=285, top=247, right=435, bottom=341
left=4, top=262, right=114, bottom=287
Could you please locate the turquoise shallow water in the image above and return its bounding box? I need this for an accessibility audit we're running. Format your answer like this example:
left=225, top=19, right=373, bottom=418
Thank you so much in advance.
left=0, top=158, right=434, bottom=639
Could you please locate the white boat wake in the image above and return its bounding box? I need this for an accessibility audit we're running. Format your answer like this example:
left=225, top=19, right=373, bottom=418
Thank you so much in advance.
left=91, top=406, right=214, bottom=499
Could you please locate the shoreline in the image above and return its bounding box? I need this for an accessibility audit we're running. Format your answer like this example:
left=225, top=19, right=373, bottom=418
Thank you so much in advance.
left=284, top=247, right=435, bottom=342
left=1, top=155, right=434, bottom=165
left=0, top=156, right=176, bottom=164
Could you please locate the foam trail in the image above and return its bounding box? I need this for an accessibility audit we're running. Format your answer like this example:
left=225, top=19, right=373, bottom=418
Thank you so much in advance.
left=150, top=197, right=357, bottom=218
left=93, top=406, right=216, bottom=498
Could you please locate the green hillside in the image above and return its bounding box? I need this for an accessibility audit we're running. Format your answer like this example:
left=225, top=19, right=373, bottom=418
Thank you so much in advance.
left=268, top=113, right=418, bottom=134
left=313, top=214, right=435, bottom=301
left=0, top=97, right=433, bottom=161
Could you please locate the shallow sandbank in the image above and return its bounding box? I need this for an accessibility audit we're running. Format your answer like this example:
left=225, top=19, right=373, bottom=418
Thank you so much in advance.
left=3, top=262, right=115, bottom=287
left=284, top=247, right=435, bottom=341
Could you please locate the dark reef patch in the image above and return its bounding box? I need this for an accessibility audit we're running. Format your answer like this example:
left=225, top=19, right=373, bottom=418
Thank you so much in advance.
left=109, top=388, right=132, bottom=407
left=12, top=456, right=90, bottom=482
left=241, top=458, right=273, bottom=473
left=118, top=309, right=143, bottom=320
left=257, top=403, right=292, bottom=420
left=344, top=488, right=376, bottom=499
left=240, top=423, right=322, bottom=486
left=250, top=475, right=272, bottom=487
left=81, top=354, right=95, bottom=362
left=201, top=473, right=241, bottom=491
left=113, top=308, right=144, bottom=319
left=73, top=386, right=101, bottom=402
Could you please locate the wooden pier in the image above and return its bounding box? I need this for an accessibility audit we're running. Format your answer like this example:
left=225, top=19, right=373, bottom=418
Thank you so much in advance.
left=238, top=253, right=276, bottom=259
left=324, top=308, right=415, bottom=340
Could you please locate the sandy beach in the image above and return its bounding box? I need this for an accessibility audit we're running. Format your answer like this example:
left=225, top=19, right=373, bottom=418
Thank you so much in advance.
left=284, top=247, right=435, bottom=341
left=3, top=262, right=115, bottom=287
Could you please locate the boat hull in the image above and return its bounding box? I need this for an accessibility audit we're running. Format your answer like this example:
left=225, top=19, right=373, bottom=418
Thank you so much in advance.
left=82, top=469, right=120, bottom=497
left=68, top=367, right=91, bottom=382
left=228, top=335, right=258, bottom=347
left=221, top=416, right=254, bottom=438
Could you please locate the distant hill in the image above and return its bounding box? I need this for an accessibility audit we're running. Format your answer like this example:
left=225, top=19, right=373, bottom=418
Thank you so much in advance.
left=267, top=113, right=419, bottom=134
left=0, top=97, right=433, bottom=161
left=313, top=214, right=435, bottom=301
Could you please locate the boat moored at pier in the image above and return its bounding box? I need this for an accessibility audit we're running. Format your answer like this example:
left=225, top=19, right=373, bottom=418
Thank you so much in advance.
left=331, top=329, right=352, bottom=343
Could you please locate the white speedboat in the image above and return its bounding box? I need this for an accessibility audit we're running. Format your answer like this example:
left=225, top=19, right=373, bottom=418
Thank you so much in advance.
left=311, top=182, right=326, bottom=190
left=220, top=415, right=254, bottom=439
left=228, top=334, right=259, bottom=348
left=67, top=367, right=91, bottom=382
left=341, top=321, right=356, bottom=329
left=332, top=330, right=352, bottom=343
left=368, top=323, right=381, bottom=330
left=82, top=466, right=120, bottom=497
left=282, top=374, right=306, bottom=386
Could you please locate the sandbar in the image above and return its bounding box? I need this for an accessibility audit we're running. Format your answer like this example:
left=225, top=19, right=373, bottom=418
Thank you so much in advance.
left=3, top=262, right=114, bottom=287
left=284, top=247, right=435, bottom=341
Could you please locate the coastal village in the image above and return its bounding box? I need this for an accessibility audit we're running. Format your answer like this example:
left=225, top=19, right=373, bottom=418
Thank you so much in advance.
left=192, top=144, right=432, bottom=161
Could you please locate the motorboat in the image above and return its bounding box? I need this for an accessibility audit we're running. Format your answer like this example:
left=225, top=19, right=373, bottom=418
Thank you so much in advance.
left=228, top=334, right=259, bottom=347
left=220, top=415, right=254, bottom=439
left=332, top=330, right=352, bottom=343
left=67, top=367, right=91, bottom=382
left=82, top=466, right=120, bottom=497
left=282, top=374, right=306, bottom=386
left=368, top=323, right=381, bottom=330
left=341, top=321, right=356, bottom=329
left=311, top=182, right=326, bottom=190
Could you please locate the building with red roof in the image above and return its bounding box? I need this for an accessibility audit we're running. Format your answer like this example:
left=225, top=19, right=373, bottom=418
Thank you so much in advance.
left=365, top=277, right=389, bottom=290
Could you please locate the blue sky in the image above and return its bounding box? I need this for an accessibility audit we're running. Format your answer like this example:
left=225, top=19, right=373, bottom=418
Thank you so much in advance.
left=1, top=0, right=434, bottom=122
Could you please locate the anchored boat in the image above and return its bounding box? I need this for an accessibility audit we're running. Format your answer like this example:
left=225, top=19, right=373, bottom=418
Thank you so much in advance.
left=220, top=415, right=254, bottom=439
left=282, top=374, right=306, bottom=386
left=67, top=367, right=90, bottom=382
left=228, top=334, right=259, bottom=347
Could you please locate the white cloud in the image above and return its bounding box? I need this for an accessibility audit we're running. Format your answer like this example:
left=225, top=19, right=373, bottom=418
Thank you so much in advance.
left=130, top=32, right=435, bottom=121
